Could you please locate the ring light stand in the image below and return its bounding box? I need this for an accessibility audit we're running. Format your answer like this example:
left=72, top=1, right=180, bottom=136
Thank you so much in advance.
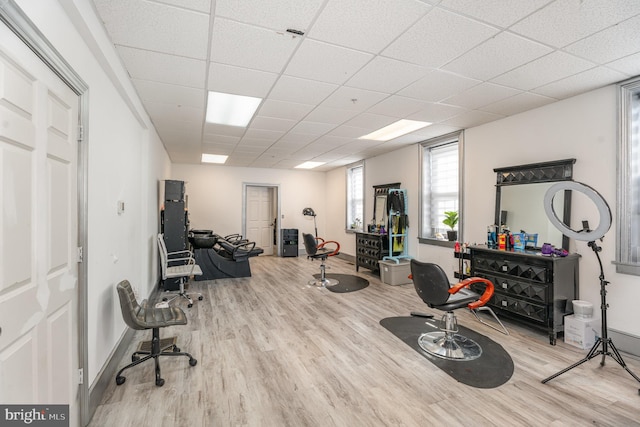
left=541, top=181, right=640, bottom=394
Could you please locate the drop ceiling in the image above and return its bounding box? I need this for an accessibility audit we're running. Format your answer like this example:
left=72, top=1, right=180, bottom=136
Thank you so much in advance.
left=92, top=0, right=640, bottom=171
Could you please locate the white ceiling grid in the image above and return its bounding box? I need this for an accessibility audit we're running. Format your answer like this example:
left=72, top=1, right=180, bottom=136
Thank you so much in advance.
left=92, top=0, right=640, bottom=170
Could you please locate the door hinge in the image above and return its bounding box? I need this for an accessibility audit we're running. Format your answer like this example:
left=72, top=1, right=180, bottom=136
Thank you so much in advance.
left=78, top=368, right=84, bottom=385
left=78, top=125, right=84, bottom=142
left=77, top=246, right=83, bottom=263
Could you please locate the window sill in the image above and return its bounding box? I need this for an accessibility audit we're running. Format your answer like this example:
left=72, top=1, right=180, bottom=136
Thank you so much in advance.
left=418, top=237, right=456, bottom=248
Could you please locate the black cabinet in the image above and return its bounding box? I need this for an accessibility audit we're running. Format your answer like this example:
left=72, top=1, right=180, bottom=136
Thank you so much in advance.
left=469, top=245, right=579, bottom=345
left=162, top=201, right=188, bottom=252
left=355, top=232, right=389, bottom=273
left=281, top=228, right=298, bottom=257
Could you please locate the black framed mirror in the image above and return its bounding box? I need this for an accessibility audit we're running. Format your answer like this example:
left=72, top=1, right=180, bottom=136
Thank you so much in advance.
left=494, top=159, right=575, bottom=250
left=372, top=183, right=400, bottom=231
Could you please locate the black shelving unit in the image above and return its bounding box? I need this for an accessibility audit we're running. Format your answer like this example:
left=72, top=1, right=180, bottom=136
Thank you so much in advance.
left=281, top=228, right=298, bottom=257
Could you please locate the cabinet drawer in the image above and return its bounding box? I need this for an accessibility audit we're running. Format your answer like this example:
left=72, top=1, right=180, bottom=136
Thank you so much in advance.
left=473, top=274, right=549, bottom=304
left=490, top=293, right=548, bottom=324
left=473, top=254, right=549, bottom=283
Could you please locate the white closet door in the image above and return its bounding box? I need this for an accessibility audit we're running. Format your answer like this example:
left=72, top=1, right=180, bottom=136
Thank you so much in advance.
left=246, top=186, right=274, bottom=255
left=0, top=20, right=79, bottom=420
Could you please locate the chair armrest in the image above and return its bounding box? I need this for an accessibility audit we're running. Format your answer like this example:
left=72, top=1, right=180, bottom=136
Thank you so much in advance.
left=167, top=256, right=195, bottom=265
left=449, top=277, right=494, bottom=310
left=317, top=240, right=340, bottom=256
left=167, top=249, right=193, bottom=257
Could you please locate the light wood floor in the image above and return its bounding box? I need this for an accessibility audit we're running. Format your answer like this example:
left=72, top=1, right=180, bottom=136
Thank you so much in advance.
left=89, top=255, right=640, bottom=426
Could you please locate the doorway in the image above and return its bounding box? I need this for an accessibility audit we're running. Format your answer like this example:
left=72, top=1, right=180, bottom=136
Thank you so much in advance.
left=243, top=184, right=280, bottom=256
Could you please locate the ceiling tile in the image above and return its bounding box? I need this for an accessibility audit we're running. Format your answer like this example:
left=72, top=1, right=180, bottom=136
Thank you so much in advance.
left=439, top=0, right=553, bottom=28
left=564, top=15, right=640, bottom=64
left=144, top=101, right=204, bottom=123
left=308, top=0, right=430, bottom=53
left=532, top=66, right=628, bottom=99
left=284, top=40, right=373, bottom=84
left=382, top=7, right=499, bottom=68
left=207, top=63, right=278, bottom=98
left=606, top=52, right=640, bottom=76
left=289, top=121, right=336, bottom=135
left=210, top=18, right=300, bottom=73
left=305, top=106, right=360, bottom=124
left=94, top=0, right=209, bottom=59
left=346, top=57, right=430, bottom=93
left=269, top=76, right=337, bottom=104
left=367, top=95, right=433, bottom=117
left=157, top=0, right=211, bottom=13
left=276, top=133, right=319, bottom=145
left=327, top=125, right=371, bottom=138
left=407, top=103, right=466, bottom=123
left=257, top=100, right=315, bottom=121
left=399, top=69, right=480, bottom=102
left=343, top=113, right=397, bottom=131
left=243, top=128, right=285, bottom=141
left=510, top=0, right=640, bottom=48
left=117, top=46, right=206, bottom=88
left=480, top=92, right=556, bottom=116
left=320, top=87, right=388, bottom=111
left=133, top=79, right=205, bottom=108
left=203, top=123, right=246, bottom=137
left=442, top=32, right=552, bottom=81
left=440, top=110, right=504, bottom=128
left=249, top=116, right=296, bottom=133
left=442, top=83, right=521, bottom=109
left=215, top=0, right=324, bottom=31
left=491, top=51, right=595, bottom=91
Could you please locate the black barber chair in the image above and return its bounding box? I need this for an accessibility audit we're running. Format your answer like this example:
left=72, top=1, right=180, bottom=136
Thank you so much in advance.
left=410, top=259, right=494, bottom=361
left=302, top=233, right=340, bottom=287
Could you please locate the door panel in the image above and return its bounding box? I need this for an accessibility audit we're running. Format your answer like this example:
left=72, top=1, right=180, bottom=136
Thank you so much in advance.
left=0, top=22, right=78, bottom=415
left=246, top=186, right=274, bottom=255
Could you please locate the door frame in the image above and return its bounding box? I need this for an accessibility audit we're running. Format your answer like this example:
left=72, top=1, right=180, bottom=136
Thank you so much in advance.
left=242, top=183, right=280, bottom=256
left=0, top=2, right=90, bottom=425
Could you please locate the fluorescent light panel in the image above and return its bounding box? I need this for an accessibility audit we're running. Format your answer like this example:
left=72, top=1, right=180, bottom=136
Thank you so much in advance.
left=359, top=119, right=431, bottom=141
left=201, top=154, right=228, bottom=164
left=295, top=161, right=325, bottom=169
left=206, top=91, right=262, bottom=127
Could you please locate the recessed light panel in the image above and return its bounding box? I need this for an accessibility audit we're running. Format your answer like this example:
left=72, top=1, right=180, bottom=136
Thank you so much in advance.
left=206, top=91, right=262, bottom=127
left=358, top=119, right=431, bottom=141
left=201, top=154, right=229, bottom=164
left=295, top=161, right=325, bottom=169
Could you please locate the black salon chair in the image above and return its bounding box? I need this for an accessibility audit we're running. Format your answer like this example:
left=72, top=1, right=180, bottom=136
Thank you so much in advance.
left=410, top=259, right=494, bottom=361
left=115, top=280, right=197, bottom=387
left=302, top=233, right=340, bottom=287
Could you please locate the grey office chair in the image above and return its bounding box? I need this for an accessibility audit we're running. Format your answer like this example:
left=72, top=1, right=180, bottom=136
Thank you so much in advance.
left=410, top=259, right=495, bottom=361
left=158, top=233, right=203, bottom=307
left=114, top=280, right=197, bottom=387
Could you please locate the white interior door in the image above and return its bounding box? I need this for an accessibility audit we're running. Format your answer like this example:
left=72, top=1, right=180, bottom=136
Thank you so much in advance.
left=246, top=186, right=274, bottom=255
left=0, top=21, right=79, bottom=418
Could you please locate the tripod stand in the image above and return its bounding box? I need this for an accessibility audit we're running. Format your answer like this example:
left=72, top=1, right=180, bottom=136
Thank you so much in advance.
left=541, top=239, right=640, bottom=394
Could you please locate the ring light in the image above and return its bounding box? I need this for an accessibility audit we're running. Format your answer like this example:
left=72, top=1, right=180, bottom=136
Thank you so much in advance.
left=543, top=181, right=611, bottom=241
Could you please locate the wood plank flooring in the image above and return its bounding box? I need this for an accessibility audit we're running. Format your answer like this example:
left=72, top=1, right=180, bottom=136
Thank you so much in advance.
left=89, top=255, right=640, bottom=426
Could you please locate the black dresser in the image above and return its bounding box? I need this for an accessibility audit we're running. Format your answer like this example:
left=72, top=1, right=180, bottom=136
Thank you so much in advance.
left=355, top=232, right=389, bottom=273
left=469, top=245, right=580, bottom=345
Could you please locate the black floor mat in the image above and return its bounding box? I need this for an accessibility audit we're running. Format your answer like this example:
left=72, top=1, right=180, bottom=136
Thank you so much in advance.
left=380, top=316, right=514, bottom=388
left=312, top=273, right=369, bottom=293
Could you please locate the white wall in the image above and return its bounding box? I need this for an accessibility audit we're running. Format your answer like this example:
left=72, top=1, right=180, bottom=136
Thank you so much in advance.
left=171, top=164, right=328, bottom=243
left=15, top=0, right=172, bottom=385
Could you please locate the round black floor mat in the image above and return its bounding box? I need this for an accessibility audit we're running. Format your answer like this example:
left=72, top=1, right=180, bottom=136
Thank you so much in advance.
left=380, top=316, right=514, bottom=388
left=312, top=273, right=369, bottom=293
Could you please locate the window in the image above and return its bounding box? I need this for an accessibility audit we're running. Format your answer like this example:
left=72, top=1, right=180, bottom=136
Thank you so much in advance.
left=617, top=78, right=640, bottom=275
left=346, top=162, right=364, bottom=232
left=419, top=132, right=463, bottom=242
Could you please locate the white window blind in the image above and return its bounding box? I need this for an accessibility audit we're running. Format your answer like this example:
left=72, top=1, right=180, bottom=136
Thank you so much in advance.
left=347, top=164, right=364, bottom=231
left=422, top=141, right=459, bottom=239
left=617, top=78, right=640, bottom=275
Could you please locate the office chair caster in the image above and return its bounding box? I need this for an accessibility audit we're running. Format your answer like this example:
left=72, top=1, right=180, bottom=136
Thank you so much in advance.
left=115, top=376, right=126, bottom=386
left=198, top=296, right=203, bottom=300
left=156, top=378, right=165, bottom=387
left=173, top=346, right=181, bottom=352
left=187, top=303, right=193, bottom=308
left=132, top=355, right=140, bottom=362
left=189, top=358, right=197, bottom=366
